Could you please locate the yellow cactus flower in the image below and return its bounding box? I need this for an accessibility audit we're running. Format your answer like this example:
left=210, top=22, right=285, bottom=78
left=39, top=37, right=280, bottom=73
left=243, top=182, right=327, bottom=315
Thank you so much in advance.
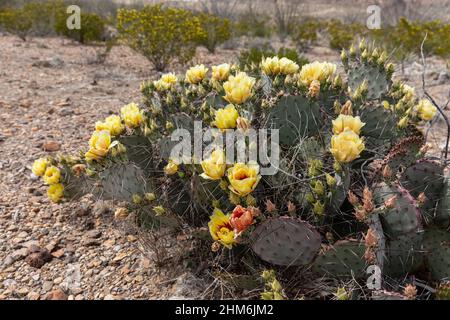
left=120, top=103, right=144, bottom=128
left=47, top=183, right=64, bottom=203
left=227, top=162, right=261, bottom=197
left=43, top=166, right=61, bottom=185
left=332, top=115, right=365, bottom=135
left=154, top=73, right=177, bottom=91
left=208, top=208, right=235, bottom=249
left=211, top=63, right=231, bottom=81
left=214, top=104, right=239, bottom=130
left=261, top=56, right=282, bottom=75
left=95, top=115, right=124, bottom=136
left=164, top=159, right=179, bottom=175
left=201, top=149, right=227, bottom=180
left=261, top=57, right=299, bottom=76
left=32, top=158, right=48, bottom=176
left=416, top=99, right=437, bottom=121
left=279, top=57, right=299, bottom=75
left=402, top=84, right=415, bottom=101
left=299, top=61, right=336, bottom=86
left=223, top=72, right=255, bottom=104
left=185, top=64, right=208, bottom=84
left=85, top=130, right=111, bottom=161
left=330, top=130, right=365, bottom=163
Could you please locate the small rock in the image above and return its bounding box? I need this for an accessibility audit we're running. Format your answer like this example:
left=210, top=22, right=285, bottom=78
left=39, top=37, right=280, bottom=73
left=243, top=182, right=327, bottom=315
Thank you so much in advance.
left=45, top=289, right=67, bottom=300
left=82, top=238, right=100, bottom=246
left=25, top=248, right=52, bottom=268
left=85, top=229, right=102, bottom=239
left=51, top=248, right=65, bottom=258
left=42, top=281, right=53, bottom=292
left=53, top=277, right=63, bottom=285
left=12, top=248, right=28, bottom=261
left=27, top=292, right=40, bottom=300
left=42, top=141, right=60, bottom=152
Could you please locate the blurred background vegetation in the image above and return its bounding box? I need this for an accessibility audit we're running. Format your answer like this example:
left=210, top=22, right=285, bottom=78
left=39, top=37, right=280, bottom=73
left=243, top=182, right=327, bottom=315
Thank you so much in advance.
left=0, top=0, right=449, bottom=71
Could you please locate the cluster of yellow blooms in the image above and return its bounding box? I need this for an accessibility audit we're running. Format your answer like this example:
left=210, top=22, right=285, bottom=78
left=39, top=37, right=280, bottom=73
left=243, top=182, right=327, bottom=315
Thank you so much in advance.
left=299, top=61, right=337, bottom=86
left=261, top=56, right=299, bottom=76
left=32, top=158, right=64, bottom=203
left=330, top=114, right=366, bottom=163
left=416, top=99, right=437, bottom=121
left=153, top=73, right=177, bottom=91
left=86, top=103, right=145, bottom=162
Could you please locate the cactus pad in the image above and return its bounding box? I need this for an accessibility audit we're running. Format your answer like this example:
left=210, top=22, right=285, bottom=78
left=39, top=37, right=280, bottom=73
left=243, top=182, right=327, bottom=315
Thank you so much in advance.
left=251, top=216, right=321, bottom=266
left=423, top=227, right=450, bottom=280
left=436, top=174, right=450, bottom=227
left=359, top=102, right=397, bottom=140
left=374, top=183, right=422, bottom=238
left=312, top=240, right=367, bottom=278
left=385, top=232, right=424, bottom=278
left=266, top=95, right=321, bottom=145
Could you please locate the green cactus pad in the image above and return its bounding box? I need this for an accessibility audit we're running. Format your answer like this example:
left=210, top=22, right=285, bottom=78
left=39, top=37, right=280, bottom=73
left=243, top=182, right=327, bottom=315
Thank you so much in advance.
left=62, top=167, right=98, bottom=200
left=266, top=95, right=321, bottom=145
left=400, top=160, right=445, bottom=222
left=119, top=135, right=155, bottom=173
left=385, top=232, right=424, bottom=278
left=251, top=216, right=321, bottom=266
left=359, top=102, right=397, bottom=140
left=312, top=240, right=367, bottom=278
left=423, top=227, right=450, bottom=280
left=436, top=174, right=450, bottom=227
left=374, top=183, right=422, bottom=238
left=99, top=163, right=150, bottom=202
left=382, top=136, right=425, bottom=174
left=347, top=60, right=391, bottom=100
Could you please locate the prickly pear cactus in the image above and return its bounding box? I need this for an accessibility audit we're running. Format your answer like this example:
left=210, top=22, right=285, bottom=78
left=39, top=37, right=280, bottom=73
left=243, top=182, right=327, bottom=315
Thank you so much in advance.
left=30, top=41, right=448, bottom=300
left=251, top=216, right=321, bottom=266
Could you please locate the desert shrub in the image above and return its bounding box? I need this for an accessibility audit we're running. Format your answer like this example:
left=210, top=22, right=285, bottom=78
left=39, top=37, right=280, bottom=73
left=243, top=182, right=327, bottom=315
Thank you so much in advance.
left=368, top=18, right=450, bottom=72
left=234, top=15, right=272, bottom=38
left=327, top=20, right=365, bottom=51
left=117, top=5, right=206, bottom=71
left=0, top=0, right=67, bottom=39
left=55, top=11, right=106, bottom=44
left=238, top=46, right=309, bottom=70
left=196, top=12, right=231, bottom=53
left=0, top=7, right=33, bottom=40
left=292, top=18, right=323, bottom=52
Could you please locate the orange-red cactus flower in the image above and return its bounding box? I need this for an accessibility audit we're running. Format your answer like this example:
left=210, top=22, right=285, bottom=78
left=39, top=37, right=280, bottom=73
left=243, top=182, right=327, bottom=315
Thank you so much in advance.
left=230, top=205, right=257, bottom=234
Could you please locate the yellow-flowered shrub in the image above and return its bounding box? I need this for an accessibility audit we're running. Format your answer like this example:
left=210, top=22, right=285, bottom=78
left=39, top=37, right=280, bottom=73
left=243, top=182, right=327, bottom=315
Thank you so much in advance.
left=196, top=12, right=231, bottom=53
left=117, top=5, right=206, bottom=71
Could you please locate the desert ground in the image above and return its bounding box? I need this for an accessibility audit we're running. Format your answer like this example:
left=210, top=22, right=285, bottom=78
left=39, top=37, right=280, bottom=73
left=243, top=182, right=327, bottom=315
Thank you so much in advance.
left=0, top=33, right=448, bottom=299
